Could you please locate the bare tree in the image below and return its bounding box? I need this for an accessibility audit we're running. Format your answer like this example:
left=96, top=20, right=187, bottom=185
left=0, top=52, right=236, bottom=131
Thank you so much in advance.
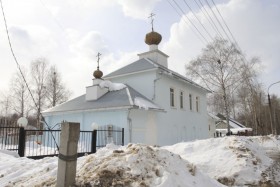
left=186, top=38, right=247, bottom=135
left=0, top=92, right=12, bottom=125
left=46, top=65, right=71, bottom=107
left=9, top=68, right=31, bottom=117
left=30, top=58, right=49, bottom=129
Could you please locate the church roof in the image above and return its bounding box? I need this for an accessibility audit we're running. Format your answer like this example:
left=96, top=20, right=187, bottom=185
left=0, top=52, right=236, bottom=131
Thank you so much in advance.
left=42, top=85, right=163, bottom=115
left=105, top=58, right=157, bottom=78
left=105, top=58, right=210, bottom=92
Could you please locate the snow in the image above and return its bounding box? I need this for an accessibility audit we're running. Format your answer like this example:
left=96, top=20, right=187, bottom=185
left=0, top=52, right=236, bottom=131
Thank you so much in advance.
left=99, top=80, right=126, bottom=91
left=164, top=135, right=280, bottom=186
left=0, top=136, right=279, bottom=186
left=134, top=97, right=160, bottom=110
left=216, top=128, right=252, bottom=134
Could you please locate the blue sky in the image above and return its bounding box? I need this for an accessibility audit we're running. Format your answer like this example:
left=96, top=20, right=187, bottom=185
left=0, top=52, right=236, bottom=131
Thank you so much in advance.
left=0, top=0, right=279, bottom=98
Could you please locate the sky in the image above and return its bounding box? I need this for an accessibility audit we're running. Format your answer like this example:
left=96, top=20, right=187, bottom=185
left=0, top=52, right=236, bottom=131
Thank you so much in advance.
left=0, top=0, right=279, bottom=99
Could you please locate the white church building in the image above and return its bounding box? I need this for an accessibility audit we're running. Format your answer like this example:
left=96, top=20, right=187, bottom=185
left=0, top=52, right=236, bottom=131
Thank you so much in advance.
left=42, top=29, right=210, bottom=146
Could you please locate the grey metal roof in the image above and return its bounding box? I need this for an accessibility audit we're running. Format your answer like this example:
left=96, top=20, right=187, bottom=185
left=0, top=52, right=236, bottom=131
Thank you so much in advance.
left=105, top=57, right=210, bottom=92
left=42, top=85, right=162, bottom=114
left=104, top=58, right=157, bottom=78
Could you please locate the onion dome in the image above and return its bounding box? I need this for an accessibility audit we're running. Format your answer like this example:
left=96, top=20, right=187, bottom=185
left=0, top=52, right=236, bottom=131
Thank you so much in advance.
left=145, top=31, right=162, bottom=45
left=93, top=69, right=103, bottom=79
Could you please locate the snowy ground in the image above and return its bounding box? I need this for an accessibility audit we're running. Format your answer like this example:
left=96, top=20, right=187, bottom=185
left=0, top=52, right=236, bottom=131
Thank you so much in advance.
left=0, top=135, right=279, bottom=187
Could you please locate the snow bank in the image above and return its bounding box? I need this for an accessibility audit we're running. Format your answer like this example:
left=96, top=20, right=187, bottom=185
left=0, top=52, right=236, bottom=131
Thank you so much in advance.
left=75, top=144, right=224, bottom=187
left=99, top=80, right=126, bottom=91
left=164, top=136, right=278, bottom=186
left=0, top=144, right=223, bottom=187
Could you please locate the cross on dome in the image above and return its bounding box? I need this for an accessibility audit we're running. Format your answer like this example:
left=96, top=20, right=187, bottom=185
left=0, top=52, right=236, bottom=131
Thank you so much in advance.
left=93, top=52, right=103, bottom=79
left=148, top=13, right=156, bottom=31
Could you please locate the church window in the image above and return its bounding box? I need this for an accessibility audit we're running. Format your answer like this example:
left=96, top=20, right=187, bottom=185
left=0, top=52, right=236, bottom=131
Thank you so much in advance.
left=170, top=88, right=175, bottom=107
left=180, top=91, right=184, bottom=109
left=196, top=96, right=199, bottom=112
left=189, top=94, right=192, bottom=110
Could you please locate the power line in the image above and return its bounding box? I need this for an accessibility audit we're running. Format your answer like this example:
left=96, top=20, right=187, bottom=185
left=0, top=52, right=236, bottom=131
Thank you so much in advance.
left=209, top=0, right=250, bottom=65
left=204, top=0, right=232, bottom=43
left=169, top=0, right=210, bottom=44
left=194, top=0, right=223, bottom=39
left=0, top=0, right=59, bottom=150
left=182, top=0, right=214, bottom=41
left=166, top=0, right=207, bottom=44
left=210, top=0, right=239, bottom=46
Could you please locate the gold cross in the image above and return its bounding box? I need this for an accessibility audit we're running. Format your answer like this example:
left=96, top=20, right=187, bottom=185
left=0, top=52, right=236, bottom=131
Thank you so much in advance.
left=148, top=13, right=156, bottom=31
left=96, top=52, right=101, bottom=69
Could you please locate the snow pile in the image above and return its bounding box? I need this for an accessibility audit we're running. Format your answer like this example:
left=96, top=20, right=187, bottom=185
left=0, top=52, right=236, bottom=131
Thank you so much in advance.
left=0, top=151, right=57, bottom=186
left=134, top=97, right=160, bottom=110
left=164, top=136, right=278, bottom=186
left=75, top=144, right=223, bottom=187
left=99, top=80, right=126, bottom=91
left=0, top=144, right=223, bottom=187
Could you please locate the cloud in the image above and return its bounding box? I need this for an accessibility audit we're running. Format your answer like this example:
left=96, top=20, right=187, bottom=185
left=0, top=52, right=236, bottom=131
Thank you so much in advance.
left=73, top=31, right=109, bottom=59
left=117, top=0, right=161, bottom=19
left=162, top=0, right=280, bottom=91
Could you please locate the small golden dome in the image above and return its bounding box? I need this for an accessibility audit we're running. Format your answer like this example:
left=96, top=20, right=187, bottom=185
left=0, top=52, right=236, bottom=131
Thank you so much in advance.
left=93, top=69, right=103, bottom=79
left=145, top=31, right=162, bottom=45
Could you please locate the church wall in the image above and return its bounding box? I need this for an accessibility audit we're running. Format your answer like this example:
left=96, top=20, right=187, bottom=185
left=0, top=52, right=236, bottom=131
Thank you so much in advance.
left=43, top=110, right=130, bottom=144
left=128, top=109, right=157, bottom=145
left=154, top=72, right=209, bottom=145
left=108, top=70, right=156, bottom=100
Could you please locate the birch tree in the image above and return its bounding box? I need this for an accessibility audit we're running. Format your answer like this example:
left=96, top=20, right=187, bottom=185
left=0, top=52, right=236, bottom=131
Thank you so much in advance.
left=10, top=68, right=31, bottom=117
left=45, top=65, right=71, bottom=107
left=186, top=38, right=246, bottom=135
left=31, top=58, right=49, bottom=129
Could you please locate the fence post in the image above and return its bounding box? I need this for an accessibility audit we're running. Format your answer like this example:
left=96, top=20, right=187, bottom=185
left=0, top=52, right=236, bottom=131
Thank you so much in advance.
left=91, top=130, right=97, bottom=153
left=57, top=122, right=80, bottom=187
left=18, top=127, right=25, bottom=157
left=122, top=128, right=124, bottom=146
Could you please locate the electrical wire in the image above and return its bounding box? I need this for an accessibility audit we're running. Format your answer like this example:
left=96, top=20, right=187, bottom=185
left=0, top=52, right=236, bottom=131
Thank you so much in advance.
left=169, top=0, right=210, bottom=44
left=166, top=0, right=207, bottom=44
left=182, top=0, right=214, bottom=41
left=210, top=0, right=238, bottom=45
left=0, top=0, right=59, bottom=151
left=194, top=0, right=223, bottom=39
left=204, top=0, right=232, bottom=43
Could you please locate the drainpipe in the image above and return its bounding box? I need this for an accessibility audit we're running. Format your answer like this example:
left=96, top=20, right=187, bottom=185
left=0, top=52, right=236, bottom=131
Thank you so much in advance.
left=152, top=71, right=162, bottom=101
left=127, top=109, right=132, bottom=143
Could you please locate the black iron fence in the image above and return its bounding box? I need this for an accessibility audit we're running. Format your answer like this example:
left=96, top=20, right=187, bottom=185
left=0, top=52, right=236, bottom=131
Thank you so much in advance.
left=0, top=126, right=124, bottom=159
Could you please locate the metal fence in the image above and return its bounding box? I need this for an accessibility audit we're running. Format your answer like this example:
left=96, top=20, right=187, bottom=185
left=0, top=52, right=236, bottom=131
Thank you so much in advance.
left=0, top=125, right=124, bottom=159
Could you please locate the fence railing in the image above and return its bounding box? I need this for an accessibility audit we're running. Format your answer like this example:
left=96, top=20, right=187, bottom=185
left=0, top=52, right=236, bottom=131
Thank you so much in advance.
left=0, top=126, right=124, bottom=159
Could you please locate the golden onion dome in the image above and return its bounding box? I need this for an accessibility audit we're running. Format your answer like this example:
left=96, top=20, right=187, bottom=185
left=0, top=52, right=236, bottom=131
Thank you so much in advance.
left=93, top=69, right=103, bottom=79
left=145, top=31, right=162, bottom=45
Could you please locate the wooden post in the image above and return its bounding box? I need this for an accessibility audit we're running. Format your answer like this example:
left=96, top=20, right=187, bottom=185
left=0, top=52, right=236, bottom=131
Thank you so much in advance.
left=57, top=122, right=80, bottom=187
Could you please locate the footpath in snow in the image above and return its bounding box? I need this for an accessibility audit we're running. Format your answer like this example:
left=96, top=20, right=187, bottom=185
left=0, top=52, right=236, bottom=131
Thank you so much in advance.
left=0, top=135, right=279, bottom=187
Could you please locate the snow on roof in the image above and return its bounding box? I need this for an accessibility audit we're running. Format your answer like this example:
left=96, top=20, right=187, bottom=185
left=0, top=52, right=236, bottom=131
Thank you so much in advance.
left=99, top=80, right=126, bottom=91
left=42, top=84, right=163, bottom=115
left=134, top=97, right=161, bottom=110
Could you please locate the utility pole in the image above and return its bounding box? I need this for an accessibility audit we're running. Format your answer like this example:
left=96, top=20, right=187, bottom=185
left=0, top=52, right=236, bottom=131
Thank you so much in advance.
left=267, top=81, right=280, bottom=135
